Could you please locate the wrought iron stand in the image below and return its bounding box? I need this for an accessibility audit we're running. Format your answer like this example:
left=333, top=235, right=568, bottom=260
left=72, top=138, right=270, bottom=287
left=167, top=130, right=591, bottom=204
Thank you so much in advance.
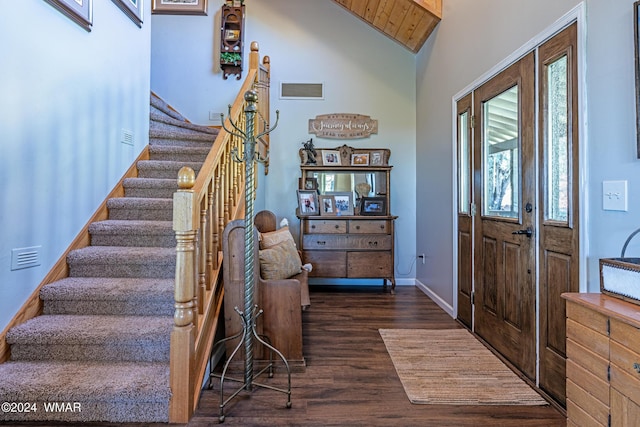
left=209, top=90, right=291, bottom=423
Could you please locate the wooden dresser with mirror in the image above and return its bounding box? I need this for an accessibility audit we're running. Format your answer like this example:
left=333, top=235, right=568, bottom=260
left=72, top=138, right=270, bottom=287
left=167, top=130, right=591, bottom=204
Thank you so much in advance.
left=296, top=145, right=396, bottom=291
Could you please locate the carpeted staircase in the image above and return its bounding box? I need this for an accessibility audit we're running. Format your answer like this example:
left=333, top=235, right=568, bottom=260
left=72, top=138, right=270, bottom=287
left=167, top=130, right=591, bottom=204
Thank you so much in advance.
left=0, top=94, right=218, bottom=423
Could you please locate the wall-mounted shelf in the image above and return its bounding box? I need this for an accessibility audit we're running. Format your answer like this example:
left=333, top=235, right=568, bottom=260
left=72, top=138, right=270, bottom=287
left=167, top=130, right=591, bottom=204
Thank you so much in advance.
left=220, top=5, right=244, bottom=80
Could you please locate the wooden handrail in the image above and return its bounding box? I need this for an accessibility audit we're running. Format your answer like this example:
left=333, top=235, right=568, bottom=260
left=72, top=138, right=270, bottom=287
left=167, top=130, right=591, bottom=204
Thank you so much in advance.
left=169, top=41, right=271, bottom=423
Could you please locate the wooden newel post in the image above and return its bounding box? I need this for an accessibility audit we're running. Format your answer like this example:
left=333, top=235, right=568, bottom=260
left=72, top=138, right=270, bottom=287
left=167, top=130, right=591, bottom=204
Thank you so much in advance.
left=170, top=166, right=197, bottom=423
left=249, top=41, right=259, bottom=71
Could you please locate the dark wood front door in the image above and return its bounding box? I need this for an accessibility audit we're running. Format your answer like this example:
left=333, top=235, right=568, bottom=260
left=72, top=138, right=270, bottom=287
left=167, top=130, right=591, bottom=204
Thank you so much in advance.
left=473, top=52, right=537, bottom=380
left=537, top=23, right=579, bottom=405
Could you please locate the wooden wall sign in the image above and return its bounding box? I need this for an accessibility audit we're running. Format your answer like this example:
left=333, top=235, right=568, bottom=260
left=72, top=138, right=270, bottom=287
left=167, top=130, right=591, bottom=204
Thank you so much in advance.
left=308, top=113, right=378, bottom=139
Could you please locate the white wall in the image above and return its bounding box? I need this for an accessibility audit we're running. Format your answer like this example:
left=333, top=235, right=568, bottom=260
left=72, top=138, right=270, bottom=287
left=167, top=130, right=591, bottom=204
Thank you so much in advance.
left=151, top=0, right=418, bottom=284
left=0, top=1, right=152, bottom=331
left=416, top=0, right=640, bottom=311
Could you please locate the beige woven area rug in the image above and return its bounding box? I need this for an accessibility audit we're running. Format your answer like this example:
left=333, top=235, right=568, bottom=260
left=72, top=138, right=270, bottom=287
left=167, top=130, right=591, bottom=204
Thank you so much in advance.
left=379, top=328, right=548, bottom=405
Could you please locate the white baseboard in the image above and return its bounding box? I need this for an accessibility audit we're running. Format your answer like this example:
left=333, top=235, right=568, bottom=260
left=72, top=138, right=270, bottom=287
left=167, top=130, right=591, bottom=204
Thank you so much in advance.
left=309, top=278, right=416, bottom=286
left=415, top=279, right=455, bottom=318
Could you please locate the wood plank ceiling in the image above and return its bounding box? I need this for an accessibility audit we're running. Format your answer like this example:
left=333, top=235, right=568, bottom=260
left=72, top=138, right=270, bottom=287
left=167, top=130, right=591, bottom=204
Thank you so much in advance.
left=332, top=0, right=442, bottom=53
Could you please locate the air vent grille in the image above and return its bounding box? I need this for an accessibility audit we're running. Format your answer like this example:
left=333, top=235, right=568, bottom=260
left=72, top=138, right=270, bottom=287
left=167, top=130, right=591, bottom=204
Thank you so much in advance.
left=11, top=246, right=41, bottom=270
left=121, top=129, right=134, bottom=145
left=280, top=83, right=324, bottom=99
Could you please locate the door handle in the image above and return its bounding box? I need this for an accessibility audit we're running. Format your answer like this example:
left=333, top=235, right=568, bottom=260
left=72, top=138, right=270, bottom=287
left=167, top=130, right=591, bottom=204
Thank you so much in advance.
left=512, top=227, right=533, bottom=238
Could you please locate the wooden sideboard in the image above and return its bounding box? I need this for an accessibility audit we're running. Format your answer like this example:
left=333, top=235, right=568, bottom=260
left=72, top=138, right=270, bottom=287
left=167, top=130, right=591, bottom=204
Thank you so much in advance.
left=299, top=216, right=396, bottom=290
left=563, top=293, right=640, bottom=426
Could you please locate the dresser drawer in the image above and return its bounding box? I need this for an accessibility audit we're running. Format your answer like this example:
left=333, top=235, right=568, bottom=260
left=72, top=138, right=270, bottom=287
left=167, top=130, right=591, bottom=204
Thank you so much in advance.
left=303, top=234, right=391, bottom=251
left=302, top=251, right=346, bottom=277
left=346, top=235, right=392, bottom=250
left=348, top=252, right=392, bottom=278
left=303, top=235, right=348, bottom=250
left=349, top=220, right=389, bottom=234
left=304, top=220, right=347, bottom=234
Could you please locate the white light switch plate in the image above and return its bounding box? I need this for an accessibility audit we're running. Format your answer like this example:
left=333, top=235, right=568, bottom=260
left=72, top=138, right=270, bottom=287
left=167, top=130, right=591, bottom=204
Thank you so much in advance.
left=603, top=180, right=628, bottom=211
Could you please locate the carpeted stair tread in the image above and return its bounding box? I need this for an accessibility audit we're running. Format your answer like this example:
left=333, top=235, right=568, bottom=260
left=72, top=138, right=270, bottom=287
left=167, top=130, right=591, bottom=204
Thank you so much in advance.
left=0, top=361, right=170, bottom=422
left=123, top=178, right=178, bottom=199
left=7, top=315, right=171, bottom=362
left=7, top=314, right=172, bottom=344
left=151, top=92, right=187, bottom=122
left=150, top=125, right=217, bottom=142
left=149, top=136, right=216, bottom=148
left=149, top=111, right=218, bottom=135
left=40, top=277, right=174, bottom=316
left=137, top=159, right=203, bottom=179
left=67, top=246, right=175, bottom=278
left=151, top=104, right=185, bottom=122
left=89, top=220, right=175, bottom=247
left=106, top=197, right=172, bottom=209
left=106, top=197, right=173, bottom=221
left=149, top=145, right=210, bottom=162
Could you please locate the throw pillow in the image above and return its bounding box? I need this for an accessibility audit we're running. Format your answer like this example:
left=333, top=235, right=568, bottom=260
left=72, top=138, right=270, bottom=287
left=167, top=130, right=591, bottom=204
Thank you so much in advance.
left=259, top=239, right=302, bottom=280
left=259, top=226, right=295, bottom=249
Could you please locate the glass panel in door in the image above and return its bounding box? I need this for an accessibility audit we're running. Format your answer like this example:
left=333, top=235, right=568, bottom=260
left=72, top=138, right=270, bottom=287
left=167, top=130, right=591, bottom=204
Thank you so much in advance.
left=546, top=56, right=569, bottom=223
left=458, top=111, right=471, bottom=214
left=483, top=86, right=519, bottom=218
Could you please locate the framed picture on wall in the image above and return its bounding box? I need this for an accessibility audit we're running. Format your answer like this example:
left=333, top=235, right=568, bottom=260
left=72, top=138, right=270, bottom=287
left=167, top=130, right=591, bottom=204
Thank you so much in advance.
left=152, top=0, right=208, bottom=15
left=112, top=0, right=143, bottom=27
left=45, top=0, right=93, bottom=31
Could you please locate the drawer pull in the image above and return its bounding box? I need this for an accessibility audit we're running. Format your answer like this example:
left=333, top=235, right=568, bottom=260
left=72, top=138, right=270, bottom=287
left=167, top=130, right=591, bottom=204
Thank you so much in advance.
left=335, top=224, right=339, bottom=229
left=380, top=225, right=385, bottom=229
left=356, top=225, right=361, bottom=230
left=311, top=225, right=316, bottom=229
left=634, top=362, right=640, bottom=374
left=368, top=241, right=378, bottom=247
left=316, top=241, right=326, bottom=245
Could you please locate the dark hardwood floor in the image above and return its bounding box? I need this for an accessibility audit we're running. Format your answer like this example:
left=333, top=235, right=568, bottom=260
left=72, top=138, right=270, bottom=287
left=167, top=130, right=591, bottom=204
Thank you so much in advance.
left=4, top=285, right=566, bottom=427
left=192, top=285, right=565, bottom=427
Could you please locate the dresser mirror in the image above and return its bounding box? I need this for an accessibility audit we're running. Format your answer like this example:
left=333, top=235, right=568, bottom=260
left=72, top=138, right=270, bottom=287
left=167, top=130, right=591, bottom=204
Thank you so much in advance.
left=304, top=170, right=387, bottom=200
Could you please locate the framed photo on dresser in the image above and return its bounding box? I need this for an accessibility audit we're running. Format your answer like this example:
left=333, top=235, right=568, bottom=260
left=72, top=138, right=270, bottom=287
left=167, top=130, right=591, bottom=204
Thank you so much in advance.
left=328, top=192, right=354, bottom=216
left=297, top=190, right=319, bottom=216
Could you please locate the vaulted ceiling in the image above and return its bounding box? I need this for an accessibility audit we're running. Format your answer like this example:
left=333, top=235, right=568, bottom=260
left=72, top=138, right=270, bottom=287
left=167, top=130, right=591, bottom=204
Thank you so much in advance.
left=332, top=0, right=442, bottom=53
